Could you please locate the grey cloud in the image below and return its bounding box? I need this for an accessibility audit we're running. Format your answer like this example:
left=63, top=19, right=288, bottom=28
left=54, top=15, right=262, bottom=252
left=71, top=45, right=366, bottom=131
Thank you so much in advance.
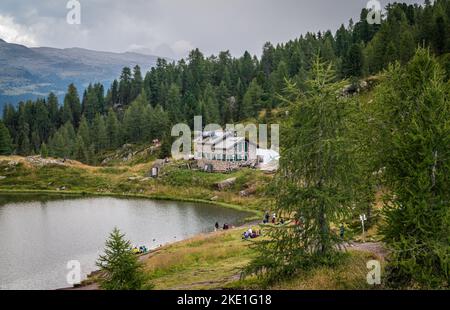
left=0, top=0, right=425, bottom=58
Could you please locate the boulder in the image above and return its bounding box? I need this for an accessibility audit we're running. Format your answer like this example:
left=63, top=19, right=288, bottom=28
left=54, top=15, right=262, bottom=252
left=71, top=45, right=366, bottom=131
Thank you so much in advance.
left=239, top=185, right=257, bottom=197
left=214, top=177, right=237, bottom=191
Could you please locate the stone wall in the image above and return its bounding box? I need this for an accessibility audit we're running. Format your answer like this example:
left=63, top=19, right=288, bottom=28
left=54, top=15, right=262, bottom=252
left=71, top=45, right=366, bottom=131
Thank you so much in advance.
left=195, top=158, right=257, bottom=173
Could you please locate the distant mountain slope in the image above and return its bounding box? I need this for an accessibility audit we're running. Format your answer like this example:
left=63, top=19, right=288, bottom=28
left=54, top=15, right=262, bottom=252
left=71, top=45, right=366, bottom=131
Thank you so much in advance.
left=0, top=39, right=163, bottom=109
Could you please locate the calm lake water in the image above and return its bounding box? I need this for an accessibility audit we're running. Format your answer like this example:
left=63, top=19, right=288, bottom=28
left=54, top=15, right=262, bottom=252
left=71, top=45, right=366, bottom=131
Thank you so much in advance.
left=0, top=195, right=249, bottom=290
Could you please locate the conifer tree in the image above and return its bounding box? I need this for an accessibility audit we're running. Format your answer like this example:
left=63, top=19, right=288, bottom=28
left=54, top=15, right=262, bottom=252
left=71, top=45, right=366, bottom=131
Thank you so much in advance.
left=92, top=114, right=108, bottom=152
left=245, top=58, right=362, bottom=282
left=0, top=121, right=12, bottom=155
left=77, top=116, right=91, bottom=147
left=48, top=131, right=66, bottom=158
left=242, top=79, right=263, bottom=119
left=74, top=135, right=89, bottom=163
left=119, top=67, right=132, bottom=106
left=40, top=142, right=48, bottom=158
left=374, top=49, right=450, bottom=288
left=106, top=108, right=121, bottom=149
left=96, top=228, right=152, bottom=290
left=64, top=84, right=82, bottom=127
left=17, top=123, right=31, bottom=155
left=131, top=65, right=143, bottom=102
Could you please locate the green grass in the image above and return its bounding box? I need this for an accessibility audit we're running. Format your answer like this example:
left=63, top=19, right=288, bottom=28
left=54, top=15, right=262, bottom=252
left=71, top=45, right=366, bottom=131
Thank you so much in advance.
left=144, top=227, right=385, bottom=290
left=0, top=157, right=268, bottom=219
left=145, top=228, right=257, bottom=290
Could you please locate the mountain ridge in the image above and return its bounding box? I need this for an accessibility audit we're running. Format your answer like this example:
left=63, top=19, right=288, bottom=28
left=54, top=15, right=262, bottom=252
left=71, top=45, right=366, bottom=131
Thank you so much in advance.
left=0, top=39, right=166, bottom=109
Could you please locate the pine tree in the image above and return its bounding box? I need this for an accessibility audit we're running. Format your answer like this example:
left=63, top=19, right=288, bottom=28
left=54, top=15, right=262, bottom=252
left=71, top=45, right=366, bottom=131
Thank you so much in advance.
left=62, top=122, right=77, bottom=156
left=64, top=84, right=81, bottom=127
left=0, top=121, right=12, bottom=155
left=106, top=108, right=121, bottom=149
left=242, top=79, right=263, bottom=119
left=201, top=84, right=220, bottom=124
left=166, top=83, right=183, bottom=123
left=343, top=43, right=364, bottom=77
left=245, top=58, right=363, bottom=282
left=77, top=116, right=91, bottom=147
left=131, top=65, right=143, bottom=102
left=159, top=133, right=172, bottom=159
left=96, top=228, right=152, bottom=290
left=109, top=79, right=119, bottom=107
left=119, top=67, right=132, bottom=106
left=47, top=93, right=60, bottom=132
left=31, top=130, right=40, bottom=153
left=74, top=135, right=89, bottom=163
left=123, top=94, right=146, bottom=143
left=17, top=123, right=31, bottom=155
left=374, top=49, right=450, bottom=288
left=92, top=114, right=108, bottom=152
left=83, top=87, right=99, bottom=122
left=61, top=101, right=73, bottom=126
left=48, top=131, right=66, bottom=158
left=40, top=143, right=48, bottom=158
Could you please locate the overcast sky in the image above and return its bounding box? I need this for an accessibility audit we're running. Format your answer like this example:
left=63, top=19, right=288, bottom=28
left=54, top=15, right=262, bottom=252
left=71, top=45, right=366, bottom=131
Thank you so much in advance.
left=0, top=0, right=424, bottom=59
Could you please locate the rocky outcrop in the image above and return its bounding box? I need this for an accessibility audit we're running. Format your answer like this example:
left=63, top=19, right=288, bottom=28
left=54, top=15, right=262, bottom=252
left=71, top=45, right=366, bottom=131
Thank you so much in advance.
left=214, top=177, right=237, bottom=191
left=25, top=156, right=72, bottom=167
left=101, top=144, right=160, bottom=165
left=342, top=76, right=380, bottom=96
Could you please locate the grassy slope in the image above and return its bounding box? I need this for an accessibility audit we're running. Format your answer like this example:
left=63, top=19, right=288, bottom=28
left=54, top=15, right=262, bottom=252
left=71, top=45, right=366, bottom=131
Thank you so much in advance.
left=0, top=156, right=271, bottom=218
left=143, top=226, right=384, bottom=290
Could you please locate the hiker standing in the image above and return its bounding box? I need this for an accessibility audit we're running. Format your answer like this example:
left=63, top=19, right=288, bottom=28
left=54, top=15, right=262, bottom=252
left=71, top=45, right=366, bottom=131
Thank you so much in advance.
left=340, top=224, right=345, bottom=239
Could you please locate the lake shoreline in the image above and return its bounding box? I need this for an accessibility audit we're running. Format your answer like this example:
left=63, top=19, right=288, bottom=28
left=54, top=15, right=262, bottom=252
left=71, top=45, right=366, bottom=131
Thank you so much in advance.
left=0, top=189, right=260, bottom=290
left=0, top=189, right=261, bottom=221
left=62, top=220, right=259, bottom=291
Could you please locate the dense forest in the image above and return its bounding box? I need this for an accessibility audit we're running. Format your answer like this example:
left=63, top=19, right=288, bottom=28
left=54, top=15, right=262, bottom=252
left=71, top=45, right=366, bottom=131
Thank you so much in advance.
left=0, top=0, right=449, bottom=164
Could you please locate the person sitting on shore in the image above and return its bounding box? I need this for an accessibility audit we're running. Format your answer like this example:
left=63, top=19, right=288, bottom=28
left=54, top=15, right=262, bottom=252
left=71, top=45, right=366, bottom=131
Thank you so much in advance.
left=250, top=229, right=261, bottom=239
left=223, top=223, right=229, bottom=230
left=242, top=231, right=250, bottom=239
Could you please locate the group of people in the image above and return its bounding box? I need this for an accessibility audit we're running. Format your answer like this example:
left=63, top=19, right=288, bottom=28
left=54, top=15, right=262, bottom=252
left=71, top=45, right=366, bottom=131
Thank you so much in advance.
left=242, top=227, right=261, bottom=240
left=215, top=222, right=231, bottom=231
left=132, top=245, right=148, bottom=255
left=263, top=211, right=285, bottom=225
